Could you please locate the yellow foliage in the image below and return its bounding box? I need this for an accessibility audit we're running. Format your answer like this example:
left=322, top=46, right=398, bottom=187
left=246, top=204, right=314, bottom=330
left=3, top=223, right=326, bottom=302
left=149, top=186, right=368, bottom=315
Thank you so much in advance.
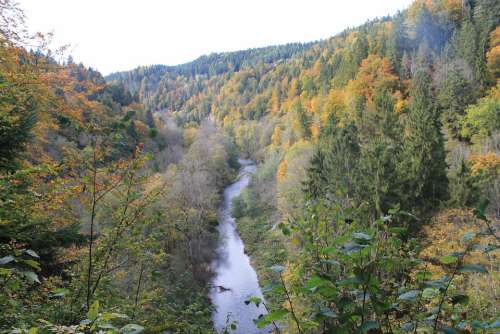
left=469, top=152, right=500, bottom=176
left=277, top=160, right=288, bottom=182
left=310, top=122, right=321, bottom=140
left=271, top=126, right=282, bottom=146
left=321, top=89, right=345, bottom=124
left=487, top=25, right=500, bottom=79
left=420, top=209, right=499, bottom=316
left=348, top=55, right=398, bottom=102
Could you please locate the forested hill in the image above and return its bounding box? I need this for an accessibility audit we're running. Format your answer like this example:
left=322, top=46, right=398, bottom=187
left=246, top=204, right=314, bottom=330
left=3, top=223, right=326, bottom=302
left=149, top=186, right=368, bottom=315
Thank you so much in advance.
left=105, top=43, right=312, bottom=111
left=108, top=0, right=500, bottom=332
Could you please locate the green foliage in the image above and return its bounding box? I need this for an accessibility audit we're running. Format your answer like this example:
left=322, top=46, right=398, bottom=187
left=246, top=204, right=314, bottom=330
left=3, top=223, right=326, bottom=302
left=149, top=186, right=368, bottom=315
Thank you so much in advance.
left=460, top=94, right=500, bottom=141
left=260, top=205, right=498, bottom=333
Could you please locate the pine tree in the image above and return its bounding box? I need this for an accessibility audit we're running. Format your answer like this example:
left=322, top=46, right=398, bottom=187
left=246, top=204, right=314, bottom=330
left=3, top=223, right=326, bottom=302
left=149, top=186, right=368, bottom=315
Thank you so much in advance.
left=438, top=68, right=475, bottom=138
left=399, top=68, right=448, bottom=213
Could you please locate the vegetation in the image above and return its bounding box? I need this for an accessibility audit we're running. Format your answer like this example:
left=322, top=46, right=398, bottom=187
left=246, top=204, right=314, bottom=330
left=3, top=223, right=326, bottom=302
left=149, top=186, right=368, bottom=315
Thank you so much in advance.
left=1, top=0, right=499, bottom=333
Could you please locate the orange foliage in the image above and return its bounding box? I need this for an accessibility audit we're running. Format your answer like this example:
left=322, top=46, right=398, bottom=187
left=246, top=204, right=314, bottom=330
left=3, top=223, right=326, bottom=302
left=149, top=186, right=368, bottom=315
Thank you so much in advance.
left=469, top=152, right=500, bottom=176
left=421, top=209, right=499, bottom=277
left=277, top=159, right=288, bottom=182
left=348, top=55, right=398, bottom=102
left=487, top=25, right=500, bottom=79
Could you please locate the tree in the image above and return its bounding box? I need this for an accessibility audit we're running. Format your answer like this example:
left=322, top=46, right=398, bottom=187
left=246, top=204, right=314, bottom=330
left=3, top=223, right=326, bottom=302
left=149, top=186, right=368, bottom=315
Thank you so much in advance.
left=438, top=67, right=475, bottom=138
left=399, top=69, right=448, bottom=213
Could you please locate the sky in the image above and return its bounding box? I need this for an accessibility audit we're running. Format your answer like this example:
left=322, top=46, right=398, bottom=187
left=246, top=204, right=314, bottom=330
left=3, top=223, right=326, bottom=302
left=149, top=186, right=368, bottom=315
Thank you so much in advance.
left=18, top=0, right=414, bottom=75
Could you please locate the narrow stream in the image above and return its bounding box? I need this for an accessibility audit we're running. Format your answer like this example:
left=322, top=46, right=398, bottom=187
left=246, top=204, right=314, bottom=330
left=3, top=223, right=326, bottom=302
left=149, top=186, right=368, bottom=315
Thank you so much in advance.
left=210, top=159, right=272, bottom=334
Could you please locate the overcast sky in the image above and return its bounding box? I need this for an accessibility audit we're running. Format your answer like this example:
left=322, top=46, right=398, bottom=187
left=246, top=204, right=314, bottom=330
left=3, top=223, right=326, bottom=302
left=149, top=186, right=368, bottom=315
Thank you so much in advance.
left=18, top=0, right=414, bottom=75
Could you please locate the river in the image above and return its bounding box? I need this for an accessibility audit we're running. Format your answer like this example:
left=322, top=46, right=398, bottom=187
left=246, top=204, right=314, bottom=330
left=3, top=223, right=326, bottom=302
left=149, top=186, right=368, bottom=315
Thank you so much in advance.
left=210, top=159, right=272, bottom=334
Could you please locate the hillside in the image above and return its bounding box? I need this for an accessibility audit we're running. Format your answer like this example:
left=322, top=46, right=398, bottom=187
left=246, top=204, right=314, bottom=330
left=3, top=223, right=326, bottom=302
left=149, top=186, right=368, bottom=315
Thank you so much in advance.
left=1, top=0, right=499, bottom=333
left=110, top=0, right=500, bottom=332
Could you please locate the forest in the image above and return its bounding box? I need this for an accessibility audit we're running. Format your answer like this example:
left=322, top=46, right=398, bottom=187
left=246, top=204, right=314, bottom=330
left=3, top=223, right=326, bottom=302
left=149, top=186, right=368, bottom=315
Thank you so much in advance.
left=1, top=0, right=499, bottom=333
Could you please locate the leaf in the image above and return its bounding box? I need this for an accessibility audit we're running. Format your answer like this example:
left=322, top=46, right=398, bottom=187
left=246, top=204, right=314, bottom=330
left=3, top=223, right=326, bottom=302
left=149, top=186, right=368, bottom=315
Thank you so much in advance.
left=422, top=288, right=438, bottom=299
left=98, top=323, right=116, bottom=330
left=23, top=271, right=40, bottom=284
left=24, top=249, right=40, bottom=258
left=321, top=246, right=337, bottom=254
left=451, top=294, right=469, bottom=305
left=28, top=327, right=38, bottom=334
left=87, top=300, right=99, bottom=322
left=398, top=290, right=420, bottom=302
left=245, top=296, right=262, bottom=307
left=458, top=264, right=487, bottom=273
left=0, top=255, right=14, bottom=265
left=352, top=232, right=372, bottom=241
left=358, top=321, right=379, bottom=333
left=22, top=259, right=41, bottom=271
left=270, top=265, right=285, bottom=273
left=49, top=288, right=69, bottom=298
left=255, top=309, right=288, bottom=328
left=440, top=255, right=458, bottom=265
left=388, top=227, right=407, bottom=235
left=120, top=324, right=144, bottom=334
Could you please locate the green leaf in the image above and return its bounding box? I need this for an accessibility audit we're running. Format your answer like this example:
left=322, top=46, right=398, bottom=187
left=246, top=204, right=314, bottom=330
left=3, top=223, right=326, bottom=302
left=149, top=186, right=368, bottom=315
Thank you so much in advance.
left=98, top=323, right=116, bottom=330
left=22, top=259, right=41, bottom=271
left=23, top=271, right=40, bottom=284
left=440, top=255, right=458, bottom=265
left=321, top=246, right=336, bottom=254
left=451, top=294, right=469, bottom=305
left=358, top=321, right=379, bottom=333
left=28, top=327, right=38, bottom=334
left=24, top=249, right=40, bottom=258
left=458, top=264, right=487, bottom=273
left=87, top=300, right=99, bottom=321
left=255, top=309, right=288, bottom=328
left=120, top=324, right=144, bottom=334
left=0, top=255, right=14, bottom=265
left=398, top=290, right=420, bottom=302
left=49, top=288, right=70, bottom=298
left=388, top=227, right=407, bottom=235
left=230, top=323, right=237, bottom=330
left=352, top=232, right=372, bottom=241
left=422, top=288, right=438, bottom=299
left=245, top=296, right=262, bottom=307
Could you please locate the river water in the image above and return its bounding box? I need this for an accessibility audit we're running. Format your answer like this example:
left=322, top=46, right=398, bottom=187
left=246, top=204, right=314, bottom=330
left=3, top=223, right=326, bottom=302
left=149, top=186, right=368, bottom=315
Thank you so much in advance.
left=210, top=159, right=272, bottom=334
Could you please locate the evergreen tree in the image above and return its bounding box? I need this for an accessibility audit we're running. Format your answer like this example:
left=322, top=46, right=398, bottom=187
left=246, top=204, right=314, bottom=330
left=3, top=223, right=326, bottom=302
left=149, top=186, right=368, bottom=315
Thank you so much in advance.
left=438, top=68, right=475, bottom=138
left=387, top=12, right=409, bottom=74
left=399, top=68, right=448, bottom=213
